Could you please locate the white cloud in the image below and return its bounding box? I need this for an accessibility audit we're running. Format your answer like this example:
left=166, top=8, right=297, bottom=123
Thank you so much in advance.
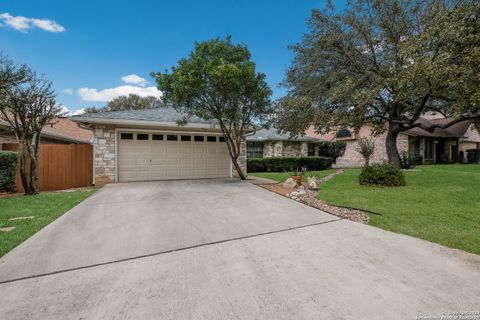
left=0, top=13, right=65, bottom=33
left=63, top=88, right=73, bottom=95
left=121, top=74, right=148, bottom=86
left=59, top=105, right=85, bottom=116
left=77, top=85, right=162, bottom=102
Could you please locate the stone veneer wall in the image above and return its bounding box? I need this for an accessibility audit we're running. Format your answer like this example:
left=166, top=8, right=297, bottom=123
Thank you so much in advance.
left=334, top=133, right=409, bottom=168
left=93, top=125, right=116, bottom=186
left=262, top=141, right=309, bottom=158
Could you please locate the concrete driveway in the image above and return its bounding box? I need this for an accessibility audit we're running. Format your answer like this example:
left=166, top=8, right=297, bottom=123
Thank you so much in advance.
left=0, top=179, right=479, bottom=319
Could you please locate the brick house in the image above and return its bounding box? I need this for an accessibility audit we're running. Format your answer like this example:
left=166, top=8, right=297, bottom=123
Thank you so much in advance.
left=306, top=115, right=480, bottom=167
left=246, top=128, right=324, bottom=158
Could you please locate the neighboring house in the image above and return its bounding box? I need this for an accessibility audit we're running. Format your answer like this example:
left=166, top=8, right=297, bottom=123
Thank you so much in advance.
left=0, top=117, right=94, bottom=192
left=0, top=117, right=93, bottom=148
left=246, top=128, right=324, bottom=158
left=71, top=108, right=247, bottom=186
left=306, top=115, right=480, bottom=167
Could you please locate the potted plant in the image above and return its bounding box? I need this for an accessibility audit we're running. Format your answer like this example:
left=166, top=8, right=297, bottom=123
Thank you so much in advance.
left=290, top=167, right=308, bottom=187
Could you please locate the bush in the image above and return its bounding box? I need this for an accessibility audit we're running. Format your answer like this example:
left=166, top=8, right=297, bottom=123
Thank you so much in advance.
left=359, top=163, right=406, bottom=187
left=247, top=156, right=333, bottom=172
left=317, top=141, right=346, bottom=162
left=466, top=149, right=480, bottom=163
left=0, top=151, right=18, bottom=193
left=399, top=151, right=416, bottom=169
left=355, top=137, right=375, bottom=166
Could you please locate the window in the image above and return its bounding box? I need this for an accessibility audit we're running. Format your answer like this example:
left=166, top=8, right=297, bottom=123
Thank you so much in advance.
left=194, top=136, right=204, bottom=142
left=167, top=135, right=178, bottom=141
left=206, top=136, right=217, bottom=142
left=181, top=135, right=191, bottom=141
left=336, top=128, right=352, bottom=139
left=308, top=143, right=315, bottom=156
left=425, top=138, right=434, bottom=159
left=219, top=136, right=226, bottom=142
left=152, top=134, right=163, bottom=141
left=120, top=133, right=133, bottom=140
left=247, top=141, right=264, bottom=158
left=137, top=133, right=149, bottom=140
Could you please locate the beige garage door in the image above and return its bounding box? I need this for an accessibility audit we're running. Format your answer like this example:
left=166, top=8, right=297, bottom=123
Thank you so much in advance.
left=118, top=132, right=230, bottom=182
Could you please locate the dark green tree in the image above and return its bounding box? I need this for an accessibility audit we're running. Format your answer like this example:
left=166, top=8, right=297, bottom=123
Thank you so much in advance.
left=276, top=0, right=480, bottom=166
left=84, top=94, right=163, bottom=113
left=152, top=37, right=272, bottom=179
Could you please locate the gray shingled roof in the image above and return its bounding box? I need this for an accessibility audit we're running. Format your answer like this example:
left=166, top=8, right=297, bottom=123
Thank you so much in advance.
left=70, top=108, right=216, bottom=125
left=246, top=128, right=323, bottom=142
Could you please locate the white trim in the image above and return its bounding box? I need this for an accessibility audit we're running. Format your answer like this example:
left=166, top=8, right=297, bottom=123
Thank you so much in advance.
left=229, top=158, right=233, bottom=178
left=72, top=117, right=220, bottom=129
left=114, top=130, right=119, bottom=182
left=115, top=127, right=225, bottom=136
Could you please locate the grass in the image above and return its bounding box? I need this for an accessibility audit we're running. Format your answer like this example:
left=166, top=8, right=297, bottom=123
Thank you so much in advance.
left=318, top=164, right=480, bottom=255
left=0, top=189, right=95, bottom=257
left=249, top=169, right=337, bottom=182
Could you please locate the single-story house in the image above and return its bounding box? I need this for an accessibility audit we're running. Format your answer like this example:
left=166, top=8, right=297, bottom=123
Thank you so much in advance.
left=306, top=115, right=480, bottom=167
left=246, top=128, right=324, bottom=158
left=71, top=108, right=247, bottom=186
left=0, top=117, right=92, bottom=149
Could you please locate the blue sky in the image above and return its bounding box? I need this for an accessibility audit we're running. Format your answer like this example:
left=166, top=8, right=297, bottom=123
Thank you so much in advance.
left=1, top=0, right=345, bottom=114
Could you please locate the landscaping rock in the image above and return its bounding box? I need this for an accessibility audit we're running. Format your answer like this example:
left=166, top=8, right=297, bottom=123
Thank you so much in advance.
left=282, top=178, right=297, bottom=188
left=307, top=177, right=320, bottom=190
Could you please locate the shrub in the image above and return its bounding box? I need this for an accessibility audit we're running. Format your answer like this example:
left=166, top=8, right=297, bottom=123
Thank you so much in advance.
left=399, top=151, right=416, bottom=169
left=359, top=163, right=406, bottom=187
left=246, top=158, right=266, bottom=172
left=247, top=156, right=333, bottom=172
left=0, top=151, right=18, bottom=193
left=317, top=141, right=346, bottom=162
left=355, top=137, right=375, bottom=166
left=466, top=149, right=480, bottom=163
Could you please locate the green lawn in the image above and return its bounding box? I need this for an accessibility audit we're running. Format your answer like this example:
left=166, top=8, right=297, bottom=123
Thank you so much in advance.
left=0, top=189, right=95, bottom=257
left=319, top=165, right=480, bottom=255
left=249, top=169, right=337, bottom=182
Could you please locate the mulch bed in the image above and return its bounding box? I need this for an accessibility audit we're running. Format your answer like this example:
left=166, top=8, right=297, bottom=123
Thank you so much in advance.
left=258, top=172, right=369, bottom=224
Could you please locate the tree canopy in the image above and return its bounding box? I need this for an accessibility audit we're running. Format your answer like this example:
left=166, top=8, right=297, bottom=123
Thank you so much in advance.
left=84, top=94, right=163, bottom=113
left=0, top=54, right=61, bottom=194
left=275, top=0, right=480, bottom=166
left=152, top=37, right=272, bottom=179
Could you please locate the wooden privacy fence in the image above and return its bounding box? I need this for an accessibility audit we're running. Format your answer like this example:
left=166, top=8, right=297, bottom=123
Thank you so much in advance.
left=3, top=143, right=93, bottom=192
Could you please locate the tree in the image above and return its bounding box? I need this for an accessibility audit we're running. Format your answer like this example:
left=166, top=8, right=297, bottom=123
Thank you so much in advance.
left=84, top=94, right=164, bottom=113
left=356, top=137, right=375, bottom=167
left=275, top=0, right=480, bottom=166
left=152, top=37, right=273, bottom=179
left=0, top=55, right=61, bottom=195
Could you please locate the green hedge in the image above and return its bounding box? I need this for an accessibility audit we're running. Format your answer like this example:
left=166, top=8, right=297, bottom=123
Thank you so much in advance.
left=247, top=156, right=333, bottom=173
left=317, top=141, right=346, bottom=162
left=359, top=163, right=406, bottom=187
left=0, top=151, right=18, bottom=193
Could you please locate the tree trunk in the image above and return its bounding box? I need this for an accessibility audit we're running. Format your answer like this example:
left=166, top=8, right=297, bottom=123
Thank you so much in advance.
left=386, top=123, right=401, bottom=167
left=27, top=134, right=40, bottom=195
left=17, top=142, right=31, bottom=195
left=231, top=156, right=247, bottom=180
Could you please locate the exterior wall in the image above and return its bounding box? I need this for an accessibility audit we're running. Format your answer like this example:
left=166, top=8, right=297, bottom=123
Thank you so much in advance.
left=262, top=140, right=308, bottom=158
left=0, top=133, right=17, bottom=149
left=263, top=141, right=283, bottom=157
left=93, top=125, right=116, bottom=186
left=334, top=131, right=409, bottom=168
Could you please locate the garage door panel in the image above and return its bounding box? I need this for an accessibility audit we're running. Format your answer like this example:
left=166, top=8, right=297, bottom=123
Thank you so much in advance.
left=118, top=132, right=230, bottom=182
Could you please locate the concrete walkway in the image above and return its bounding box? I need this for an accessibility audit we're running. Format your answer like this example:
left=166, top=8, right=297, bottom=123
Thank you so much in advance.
left=0, top=179, right=479, bottom=319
